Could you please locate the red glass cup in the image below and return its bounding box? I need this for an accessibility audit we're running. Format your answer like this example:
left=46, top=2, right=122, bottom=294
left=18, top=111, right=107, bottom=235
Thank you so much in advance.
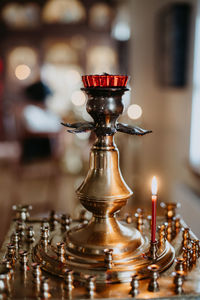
left=82, top=75, right=129, bottom=88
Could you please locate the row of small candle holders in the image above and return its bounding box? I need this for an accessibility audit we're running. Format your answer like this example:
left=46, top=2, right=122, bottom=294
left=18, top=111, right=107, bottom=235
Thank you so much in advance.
left=130, top=227, right=200, bottom=297
left=9, top=209, right=200, bottom=268
left=125, top=206, right=181, bottom=238
left=1, top=243, right=197, bottom=299
left=9, top=203, right=192, bottom=266
left=0, top=256, right=96, bottom=298
left=8, top=209, right=178, bottom=268
left=39, top=222, right=114, bottom=269
left=0, top=203, right=198, bottom=298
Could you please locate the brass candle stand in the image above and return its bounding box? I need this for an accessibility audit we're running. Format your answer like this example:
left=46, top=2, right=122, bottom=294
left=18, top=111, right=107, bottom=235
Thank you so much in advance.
left=1, top=75, right=200, bottom=299
left=32, top=79, right=175, bottom=283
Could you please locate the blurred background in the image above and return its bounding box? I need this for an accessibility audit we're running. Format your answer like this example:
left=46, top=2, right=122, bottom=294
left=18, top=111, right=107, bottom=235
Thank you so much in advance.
left=0, top=0, right=200, bottom=244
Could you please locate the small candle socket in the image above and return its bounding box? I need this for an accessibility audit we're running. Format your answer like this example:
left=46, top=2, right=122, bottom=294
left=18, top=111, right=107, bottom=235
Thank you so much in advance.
left=104, top=249, right=113, bottom=269
left=149, top=240, right=158, bottom=261
left=19, top=250, right=28, bottom=271
left=160, top=202, right=180, bottom=221
left=130, top=275, right=139, bottom=297
left=175, top=216, right=181, bottom=234
left=191, top=240, right=197, bottom=264
left=126, top=214, right=133, bottom=224
left=148, top=264, right=160, bottom=292
left=183, top=247, right=192, bottom=270
left=49, top=210, right=58, bottom=231
left=41, top=219, right=50, bottom=231
left=64, top=269, right=73, bottom=292
left=158, top=224, right=166, bottom=248
left=32, top=263, right=42, bottom=284
left=12, top=204, right=32, bottom=222
left=86, top=275, right=96, bottom=298
left=135, top=208, right=144, bottom=231
left=175, top=258, right=185, bottom=272
left=166, top=221, right=173, bottom=241
left=11, top=231, right=20, bottom=250
left=182, top=228, right=190, bottom=249
left=57, top=242, right=65, bottom=263
left=40, top=227, right=49, bottom=249
left=6, top=244, right=16, bottom=264
left=61, top=214, right=71, bottom=231
left=27, top=226, right=35, bottom=243
left=173, top=271, right=184, bottom=295
left=0, top=267, right=10, bottom=296
left=40, top=277, right=51, bottom=299
left=194, top=240, right=199, bottom=258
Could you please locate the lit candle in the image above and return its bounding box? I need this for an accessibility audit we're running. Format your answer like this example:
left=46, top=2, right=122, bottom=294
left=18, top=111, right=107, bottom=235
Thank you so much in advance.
left=151, top=176, right=158, bottom=242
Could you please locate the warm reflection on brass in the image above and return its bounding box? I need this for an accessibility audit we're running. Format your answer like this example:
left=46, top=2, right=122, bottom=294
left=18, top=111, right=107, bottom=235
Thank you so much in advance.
left=30, top=84, right=175, bottom=283
left=0, top=266, right=10, bottom=297
left=129, top=275, right=139, bottom=297
left=19, top=250, right=28, bottom=271
left=40, top=277, right=51, bottom=299
left=147, top=264, right=160, bottom=292
left=175, top=258, right=185, bottom=272
left=158, top=224, right=166, bottom=247
left=104, top=249, right=113, bottom=269
left=182, top=227, right=190, bottom=249
left=125, top=214, right=133, bottom=224
left=1, top=72, right=200, bottom=298
left=135, top=208, right=144, bottom=231
left=86, top=275, right=96, bottom=298
left=160, top=202, right=180, bottom=220
left=173, top=271, right=185, bottom=295
left=12, top=204, right=32, bottom=222
left=32, top=263, right=42, bottom=285
left=61, top=214, right=71, bottom=231
left=175, top=216, right=181, bottom=234
left=57, top=242, right=65, bottom=263
left=64, top=269, right=73, bottom=292
left=65, top=87, right=150, bottom=278
left=148, top=240, right=158, bottom=261
left=1, top=207, right=200, bottom=298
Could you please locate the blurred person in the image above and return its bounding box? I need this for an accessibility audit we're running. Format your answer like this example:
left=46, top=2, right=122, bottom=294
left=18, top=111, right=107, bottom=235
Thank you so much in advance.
left=18, top=80, right=61, bottom=162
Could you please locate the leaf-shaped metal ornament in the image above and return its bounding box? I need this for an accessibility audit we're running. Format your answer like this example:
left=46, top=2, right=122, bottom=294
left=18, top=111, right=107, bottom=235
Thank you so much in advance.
left=61, top=122, right=95, bottom=134
left=116, top=123, right=152, bottom=136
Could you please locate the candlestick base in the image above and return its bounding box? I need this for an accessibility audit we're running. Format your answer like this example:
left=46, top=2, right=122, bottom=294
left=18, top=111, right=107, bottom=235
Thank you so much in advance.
left=33, top=219, right=175, bottom=283
left=148, top=240, right=158, bottom=261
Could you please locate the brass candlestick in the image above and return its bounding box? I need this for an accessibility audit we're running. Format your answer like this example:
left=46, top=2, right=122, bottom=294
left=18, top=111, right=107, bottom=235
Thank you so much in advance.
left=64, top=85, right=150, bottom=260
left=32, top=75, right=175, bottom=283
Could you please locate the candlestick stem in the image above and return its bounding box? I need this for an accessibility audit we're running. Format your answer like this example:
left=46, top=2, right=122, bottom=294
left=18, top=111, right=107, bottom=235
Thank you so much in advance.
left=149, top=240, right=158, bottom=261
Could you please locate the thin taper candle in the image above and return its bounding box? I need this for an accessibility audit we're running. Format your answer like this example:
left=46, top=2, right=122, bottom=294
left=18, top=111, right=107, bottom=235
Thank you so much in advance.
left=151, top=176, right=158, bottom=242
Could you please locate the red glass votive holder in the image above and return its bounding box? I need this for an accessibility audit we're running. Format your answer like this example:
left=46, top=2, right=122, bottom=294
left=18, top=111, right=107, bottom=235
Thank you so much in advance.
left=82, top=75, right=129, bottom=88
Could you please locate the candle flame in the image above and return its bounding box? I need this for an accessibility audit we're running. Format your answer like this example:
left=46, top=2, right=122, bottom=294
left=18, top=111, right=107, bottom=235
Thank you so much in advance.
left=151, top=176, right=158, bottom=195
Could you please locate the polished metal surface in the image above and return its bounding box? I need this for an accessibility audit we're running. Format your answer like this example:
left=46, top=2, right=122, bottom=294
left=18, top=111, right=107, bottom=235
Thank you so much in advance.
left=33, top=217, right=175, bottom=283
left=60, top=86, right=167, bottom=280
left=70, top=88, right=137, bottom=261
left=0, top=214, right=200, bottom=299
left=1, top=82, right=200, bottom=299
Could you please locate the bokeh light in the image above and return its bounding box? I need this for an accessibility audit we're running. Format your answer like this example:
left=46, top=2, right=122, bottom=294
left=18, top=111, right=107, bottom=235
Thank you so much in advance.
left=45, top=43, right=78, bottom=64
left=127, top=104, right=143, bottom=120
left=42, top=0, right=86, bottom=24
left=71, top=90, right=86, bottom=106
left=9, top=47, right=37, bottom=67
left=112, top=21, right=131, bottom=41
left=87, top=45, right=117, bottom=74
left=15, top=64, right=31, bottom=80
left=89, top=3, right=111, bottom=29
left=67, top=69, right=81, bottom=85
